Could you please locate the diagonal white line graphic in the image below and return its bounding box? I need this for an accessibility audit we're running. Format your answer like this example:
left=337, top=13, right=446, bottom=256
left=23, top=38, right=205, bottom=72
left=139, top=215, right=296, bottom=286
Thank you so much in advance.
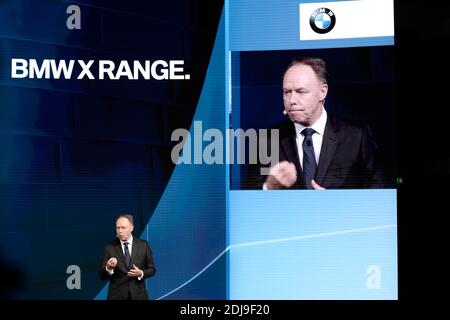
left=232, top=224, right=397, bottom=249
left=156, top=224, right=396, bottom=300
left=156, top=247, right=229, bottom=300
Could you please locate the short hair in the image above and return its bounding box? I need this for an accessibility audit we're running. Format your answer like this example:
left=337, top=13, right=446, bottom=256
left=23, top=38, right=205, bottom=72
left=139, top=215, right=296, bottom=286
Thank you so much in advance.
left=284, top=57, right=329, bottom=85
left=116, top=213, right=134, bottom=226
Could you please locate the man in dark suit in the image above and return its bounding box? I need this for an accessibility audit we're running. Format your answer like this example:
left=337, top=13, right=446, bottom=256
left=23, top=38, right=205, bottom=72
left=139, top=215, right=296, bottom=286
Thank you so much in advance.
left=99, top=214, right=156, bottom=300
left=263, top=57, right=390, bottom=190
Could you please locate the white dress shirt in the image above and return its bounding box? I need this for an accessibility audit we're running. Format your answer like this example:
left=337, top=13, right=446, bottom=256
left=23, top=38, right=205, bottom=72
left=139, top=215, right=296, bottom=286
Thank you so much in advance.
left=294, top=107, right=327, bottom=169
left=120, top=236, right=133, bottom=256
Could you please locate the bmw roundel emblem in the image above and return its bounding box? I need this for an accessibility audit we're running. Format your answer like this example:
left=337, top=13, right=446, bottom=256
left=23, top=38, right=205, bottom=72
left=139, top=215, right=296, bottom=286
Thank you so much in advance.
left=309, top=8, right=336, bottom=34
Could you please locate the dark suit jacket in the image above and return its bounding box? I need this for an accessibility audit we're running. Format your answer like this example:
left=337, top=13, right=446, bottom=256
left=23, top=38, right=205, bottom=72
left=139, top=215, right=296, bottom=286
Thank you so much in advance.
left=256, top=115, right=391, bottom=189
left=99, top=237, right=156, bottom=300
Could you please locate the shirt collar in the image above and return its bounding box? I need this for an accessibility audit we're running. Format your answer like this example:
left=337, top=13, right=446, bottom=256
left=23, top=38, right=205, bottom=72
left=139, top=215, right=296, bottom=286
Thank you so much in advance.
left=294, top=106, right=327, bottom=136
left=120, top=235, right=133, bottom=246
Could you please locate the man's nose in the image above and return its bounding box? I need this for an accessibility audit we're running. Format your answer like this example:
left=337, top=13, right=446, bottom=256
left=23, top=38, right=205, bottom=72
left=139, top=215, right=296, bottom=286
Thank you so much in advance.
left=289, top=92, right=297, bottom=104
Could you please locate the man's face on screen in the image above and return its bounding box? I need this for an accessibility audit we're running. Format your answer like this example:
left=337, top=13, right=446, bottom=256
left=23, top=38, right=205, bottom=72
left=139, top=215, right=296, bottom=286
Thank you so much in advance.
left=283, top=64, right=327, bottom=126
left=116, top=217, right=134, bottom=241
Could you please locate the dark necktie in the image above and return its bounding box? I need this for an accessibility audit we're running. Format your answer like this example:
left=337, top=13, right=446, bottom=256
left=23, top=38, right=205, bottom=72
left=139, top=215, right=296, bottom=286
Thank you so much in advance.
left=301, top=128, right=317, bottom=189
left=123, top=242, right=131, bottom=269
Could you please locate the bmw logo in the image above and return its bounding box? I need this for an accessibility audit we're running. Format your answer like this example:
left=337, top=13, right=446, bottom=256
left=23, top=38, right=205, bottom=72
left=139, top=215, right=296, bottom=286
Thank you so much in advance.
left=309, top=8, right=336, bottom=34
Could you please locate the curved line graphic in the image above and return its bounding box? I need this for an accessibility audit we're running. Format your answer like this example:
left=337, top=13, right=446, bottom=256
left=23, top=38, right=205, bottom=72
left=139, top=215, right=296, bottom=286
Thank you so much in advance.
left=156, top=247, right=230, bottom=300
left=156, top=224, right=397, bottom=300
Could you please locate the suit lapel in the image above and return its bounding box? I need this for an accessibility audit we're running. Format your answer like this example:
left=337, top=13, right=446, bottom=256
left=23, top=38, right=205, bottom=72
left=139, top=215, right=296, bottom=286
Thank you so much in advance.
left=280, top=122, right=303, bottom=183
left=130, top=239, right=139, bottom=268
left=316, top=118, right=338, bottom=185
left=114, top=240, right=129, bottom=273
